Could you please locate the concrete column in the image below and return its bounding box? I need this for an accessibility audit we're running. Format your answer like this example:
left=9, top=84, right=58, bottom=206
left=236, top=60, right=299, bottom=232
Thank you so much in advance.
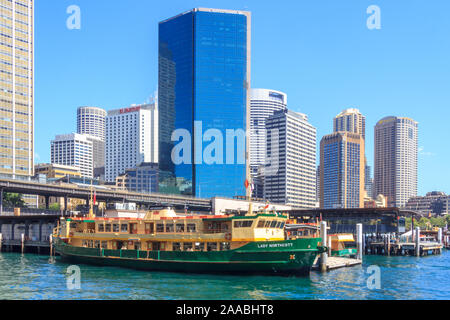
left=45, top=196, right=50, bottom=210
left=356, top=223, right=363, bottom=260
left=49, top=234, right=53, bottom=257
left=0, top=233, right=2, bottom=252
left=438, top=228, right=442, bottom=245
left=64, top=196, right=68, bottom=215
left=21, top=233, right=24, bottom=254
left=320, top=221, right=328, bottom=272
left=415, top=227, right=420, bottom=257
left=11, top=222, right=14, bottom=241
left=38, top=221, right=42, bottom=242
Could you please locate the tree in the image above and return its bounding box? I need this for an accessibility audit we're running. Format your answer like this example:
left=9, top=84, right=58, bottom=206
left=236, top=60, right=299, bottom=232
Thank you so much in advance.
left=2, top=193, right=27, bottom=208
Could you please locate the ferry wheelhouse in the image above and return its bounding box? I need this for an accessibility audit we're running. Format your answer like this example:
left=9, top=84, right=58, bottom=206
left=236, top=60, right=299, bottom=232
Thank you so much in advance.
left=53, top=208, right=326, bottom=276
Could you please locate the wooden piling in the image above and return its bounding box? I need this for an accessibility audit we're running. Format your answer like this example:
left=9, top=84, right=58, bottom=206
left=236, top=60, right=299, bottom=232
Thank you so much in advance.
left=356, top=224, right=363, bottom=260
left=21, top=233, right=24, bottom=254
left=320, top=221, right=328, bottom=272
left=387, top=234, right=391, bottom=256
left=0, top=233, right=2, bottom=252
left=49, top=234, right=53, bottom=257
left=415, top=227, right=420, bottom=257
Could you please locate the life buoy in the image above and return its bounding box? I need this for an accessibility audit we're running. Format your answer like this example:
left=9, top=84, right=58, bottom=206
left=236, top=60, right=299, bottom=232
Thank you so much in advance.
left=225, top=233, right=232, bottom=241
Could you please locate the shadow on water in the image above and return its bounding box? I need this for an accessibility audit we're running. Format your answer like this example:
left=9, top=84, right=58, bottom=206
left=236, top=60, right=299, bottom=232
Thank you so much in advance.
left=0, top=251, right=449, bottom=300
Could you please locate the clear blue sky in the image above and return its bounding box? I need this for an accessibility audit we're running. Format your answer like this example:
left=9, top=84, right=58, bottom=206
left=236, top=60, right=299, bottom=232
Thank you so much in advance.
left=35, top=0, right=450, bottom=196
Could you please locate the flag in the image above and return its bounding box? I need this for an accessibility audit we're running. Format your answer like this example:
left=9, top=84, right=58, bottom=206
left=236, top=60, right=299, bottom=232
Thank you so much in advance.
left=93, top=192, right=96, bottom=206
left=244, top=179, right=250, bottom=189
left=264, top=204, right=269, bottom=210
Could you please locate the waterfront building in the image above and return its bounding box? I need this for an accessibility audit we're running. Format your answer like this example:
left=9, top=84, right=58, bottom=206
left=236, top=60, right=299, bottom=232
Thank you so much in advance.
left=50, top=133, right=93, bottom=178
left=105, top=104, right=158, bottom=182
left=320, top=132, right=365, bottom=209
left=158, top=8, right=251, bottom=198
left=374, top=116, right=418, bottom=208
left=0, top=0, right=34, bottom=180
left=405, top=191, right=450, bottom=216
left=114, top=162, right=159, bottom=194
left=264, top=109, right=317, bottom=208
left=333, top=108, right=366, bottom=140
left=249, top=89, right=287, bottom=199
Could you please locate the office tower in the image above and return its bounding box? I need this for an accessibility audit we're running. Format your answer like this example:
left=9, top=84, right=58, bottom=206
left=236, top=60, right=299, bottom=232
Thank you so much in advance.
left=365, top=164, right=374, bottom=199
left=320, top=132, right=365, bottom=209
left=158, top=8, right=251, bottom=198
left=51, top=134, right=93, bottom=178
left=77, top=107, right=107, bottom=141
left=374, top=116, right=418, bottom=208
left=316, top=165, right=320, bottom=205
left=333, top=108, right=366, bottom=140
left=249, top=89, right=287, bottom=199
left=105, top=104, right=158, bottom=182
left=115, top=162, right=159, bottom=194
left=265, top=109, right=316, bottom=208
left=0, top=0, right=34, bottom=180
left=77, top=107, right=106, bottom=178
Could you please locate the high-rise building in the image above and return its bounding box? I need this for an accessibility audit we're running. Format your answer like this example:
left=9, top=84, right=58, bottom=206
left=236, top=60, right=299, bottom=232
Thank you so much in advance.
left=77, top=107, right=107, bottom=141
left=265, top=109, right=316, bottom=208
left=365, top=164, right=373, bottom=199
left=77, top=107, right=106, bottom=178
left=0, top=0, right=34, bottom=180
left=333, top=108, right=366, bottom=140
left=115, top=162, right=159, bottom=194
left=158, top=8, right=251, bottom=198
left=250, top=89, right=287, bottom=199
left=374, top=116, right=418, bottom=208
left=105, top=104, right=158, bottom=182
left=50, top=134, right=93, bottom=178
left=320, top=132, right=365, bottom=209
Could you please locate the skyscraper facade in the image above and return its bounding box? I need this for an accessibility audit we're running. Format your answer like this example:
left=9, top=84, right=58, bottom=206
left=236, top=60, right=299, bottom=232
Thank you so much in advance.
left=51, top=134, right=93, bottom=178
left=158, top=8, right=251, bottom=199
left=77, top=106, right=107, bottom=141
left=374, top=116, right=418, bottom=208
left=105, top=104, right=158, bottom=182
left=265, top=109, right=316, bottom=208
left=0, top=0, right=34, bottom=180
left=249, top=89, right=287, bottom=199
left=333, top=108, right=366, bottom=140
left=320, top=132, right=365, bottom=209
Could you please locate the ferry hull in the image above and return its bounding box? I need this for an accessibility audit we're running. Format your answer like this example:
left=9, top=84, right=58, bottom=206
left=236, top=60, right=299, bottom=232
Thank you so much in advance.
left=55, top=238, right=324, bottom=276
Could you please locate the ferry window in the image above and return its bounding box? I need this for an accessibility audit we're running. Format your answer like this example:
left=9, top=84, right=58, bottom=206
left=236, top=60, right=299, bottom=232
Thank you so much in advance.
left=70, top=223, right=77, bottom=229
left=234, top=220, right=253, bottom=228
left=222, top=223, right=228, bottom=231
left=264, top=221, right=272, bottom=228
left=98, top=224, right=104, bottom=232
left=82, top=240, right=88, bottom=247
left=156, top=224, right=164, bottom=233
left=121, top=224, right=128, bottom=232
left=88, top=240, right=94, bottom=248
left=257, top=220, right=265, bottom=228
left=176, top=224, right=185, bottom=233
left=207, top=242, right=217, bottom=252
left=195, top=242, right=205, bottom=251
left=94, top=241, right=100, bottom=248
left=173, top=242, right=181, bottom=251
left=134, top=242, right=141, bottom=250
left=101, top=241, right=108, bottom=249
left=105, top=224, right=111, bottom=232
left=279, top=222, right=285, bottom=229
left=270, top=221, right=278, bottom=228
left=166, top=223, right=174, bottom=233
left=113, top=224, right=119, bottom=232
left=220, top=242, right=230, bottom=251
left=183, top=242, right=193, bottom=251
left=187, top=224, right=196, bottom=233
left=152, top=242, right=161, bottom=251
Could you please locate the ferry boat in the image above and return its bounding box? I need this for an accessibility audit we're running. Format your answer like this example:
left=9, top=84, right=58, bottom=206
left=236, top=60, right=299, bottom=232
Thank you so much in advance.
left=52, top=204, right=326, bottom=276
left=329, top=234, right=357, bottom=257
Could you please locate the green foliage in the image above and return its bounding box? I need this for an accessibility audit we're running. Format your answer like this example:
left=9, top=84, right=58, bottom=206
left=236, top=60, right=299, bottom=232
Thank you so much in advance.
left=405, top=215, right=448, bottom=231
left=49, top=203, right=60, bottom=211
left=2, top=193, right=27, bottom=208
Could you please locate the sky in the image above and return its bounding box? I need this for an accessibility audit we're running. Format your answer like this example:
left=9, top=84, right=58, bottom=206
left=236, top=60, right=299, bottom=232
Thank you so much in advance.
left=34, top=0, right=450, bottom=196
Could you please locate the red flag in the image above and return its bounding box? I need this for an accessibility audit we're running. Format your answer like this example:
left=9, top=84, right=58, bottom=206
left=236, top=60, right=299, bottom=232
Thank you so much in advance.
left=264, top=204, right=269, bottom=210
left=93, top=192, right=96, bottom=206
left=244, top=179, right=250, bottom=189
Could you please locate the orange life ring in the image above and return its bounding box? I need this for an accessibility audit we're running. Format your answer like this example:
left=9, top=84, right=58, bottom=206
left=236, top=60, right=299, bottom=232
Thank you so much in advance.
left=225, top=233, right=232, bottom=241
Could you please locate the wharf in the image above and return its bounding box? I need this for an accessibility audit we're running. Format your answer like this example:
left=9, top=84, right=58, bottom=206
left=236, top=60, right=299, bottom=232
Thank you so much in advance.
left=312, top=256, right=362, bottom=272
left=366, top=241, right=443, bottom=256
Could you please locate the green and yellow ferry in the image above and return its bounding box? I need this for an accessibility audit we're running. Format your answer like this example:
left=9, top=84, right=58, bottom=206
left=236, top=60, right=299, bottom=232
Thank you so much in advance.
left=53, top=207, right=326, bottom=276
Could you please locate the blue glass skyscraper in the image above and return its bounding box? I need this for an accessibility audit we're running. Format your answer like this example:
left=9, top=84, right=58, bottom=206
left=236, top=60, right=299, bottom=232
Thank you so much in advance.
left=158, top=8, right=251, bottom=199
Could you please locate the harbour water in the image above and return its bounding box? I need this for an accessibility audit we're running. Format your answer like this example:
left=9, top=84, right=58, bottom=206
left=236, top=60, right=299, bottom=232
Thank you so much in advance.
left=0, top=251, right=449, bottom=300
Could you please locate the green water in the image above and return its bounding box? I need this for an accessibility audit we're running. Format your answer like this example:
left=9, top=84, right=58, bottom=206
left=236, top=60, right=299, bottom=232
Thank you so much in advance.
left=0, top=251, right=449, bottom=300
